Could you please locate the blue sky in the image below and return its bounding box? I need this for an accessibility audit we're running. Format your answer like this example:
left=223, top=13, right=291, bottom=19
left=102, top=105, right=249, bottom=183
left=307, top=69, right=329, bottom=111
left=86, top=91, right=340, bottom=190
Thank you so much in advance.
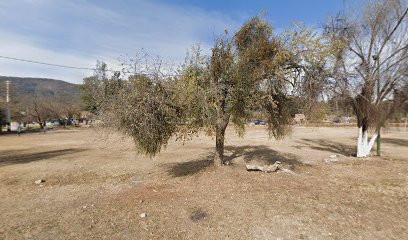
left=0, top=0, right=347, bottom=84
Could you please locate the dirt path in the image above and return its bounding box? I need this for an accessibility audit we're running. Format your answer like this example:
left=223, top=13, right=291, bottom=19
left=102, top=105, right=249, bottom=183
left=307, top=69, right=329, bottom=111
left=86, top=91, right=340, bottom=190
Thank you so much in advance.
left=1, top=126, right=407, bottom=239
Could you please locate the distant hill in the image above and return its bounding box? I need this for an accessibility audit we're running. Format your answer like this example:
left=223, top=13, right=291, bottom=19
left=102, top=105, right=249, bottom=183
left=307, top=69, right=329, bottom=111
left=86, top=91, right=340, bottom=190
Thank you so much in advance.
left=0, top=76, right=81, bottom=98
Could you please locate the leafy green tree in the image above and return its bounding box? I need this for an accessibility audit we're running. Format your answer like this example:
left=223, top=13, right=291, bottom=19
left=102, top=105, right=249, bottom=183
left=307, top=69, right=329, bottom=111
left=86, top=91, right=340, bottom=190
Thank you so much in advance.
left=80, top=61, right=110, bottom=114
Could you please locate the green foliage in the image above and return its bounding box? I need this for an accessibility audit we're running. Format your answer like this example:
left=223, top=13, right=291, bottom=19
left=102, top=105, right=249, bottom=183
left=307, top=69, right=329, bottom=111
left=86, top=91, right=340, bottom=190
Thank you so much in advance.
left=175, top=46, right=215, bottom=138
left=309, top=102, right=330, bottom=123
left=80, top=77, right=98, bottom=113
left=112, top=76, right=180, bottom=156
left=80, top=61, right=109, bottom=114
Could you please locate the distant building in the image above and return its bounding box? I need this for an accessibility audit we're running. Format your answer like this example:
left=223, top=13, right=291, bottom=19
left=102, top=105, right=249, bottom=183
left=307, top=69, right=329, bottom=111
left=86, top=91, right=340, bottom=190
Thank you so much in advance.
left=294, top=114, right=306, bottom=123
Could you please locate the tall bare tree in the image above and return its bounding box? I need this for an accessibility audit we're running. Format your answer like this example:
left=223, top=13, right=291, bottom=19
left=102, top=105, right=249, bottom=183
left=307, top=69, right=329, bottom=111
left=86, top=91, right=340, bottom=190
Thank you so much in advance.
left=327, top=0, right=408, bottom=157
left=57, top=96, right=81, bottom=122
left=26, top=95, right=59, bottom=129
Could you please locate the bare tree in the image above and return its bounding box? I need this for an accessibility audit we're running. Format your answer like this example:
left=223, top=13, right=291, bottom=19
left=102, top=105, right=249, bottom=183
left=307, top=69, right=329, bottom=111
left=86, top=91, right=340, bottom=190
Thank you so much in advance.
left=26, top=95, right=59, bottom=129
left=327, top=0, right=408, bottom=157
left=58, top=96, right=81, bottom=123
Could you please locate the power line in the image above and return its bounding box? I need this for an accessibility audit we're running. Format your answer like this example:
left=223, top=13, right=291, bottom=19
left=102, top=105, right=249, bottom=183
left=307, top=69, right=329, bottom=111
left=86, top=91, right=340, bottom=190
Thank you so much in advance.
left=0, top=55, right=180, bottom=77
left=0, top=55, right=96, bottom=71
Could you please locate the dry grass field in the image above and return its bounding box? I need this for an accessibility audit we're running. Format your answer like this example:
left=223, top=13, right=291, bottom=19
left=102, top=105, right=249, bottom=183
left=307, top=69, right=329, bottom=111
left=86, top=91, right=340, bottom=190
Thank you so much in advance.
left=0, top=126, right=407, bottom=239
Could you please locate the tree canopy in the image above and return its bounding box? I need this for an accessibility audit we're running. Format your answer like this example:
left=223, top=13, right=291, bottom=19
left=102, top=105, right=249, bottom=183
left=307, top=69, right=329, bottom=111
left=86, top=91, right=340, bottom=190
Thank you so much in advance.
left=82, top=16, right=333, bottom=165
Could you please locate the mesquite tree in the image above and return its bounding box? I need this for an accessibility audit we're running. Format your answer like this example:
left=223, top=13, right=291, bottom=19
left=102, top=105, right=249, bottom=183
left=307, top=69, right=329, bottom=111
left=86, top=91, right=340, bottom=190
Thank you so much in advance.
left=176, top=18, right=293, bottom=166
left=327, top=0, right=408, bottom=157
left=86, top=17, right=329, bottom=166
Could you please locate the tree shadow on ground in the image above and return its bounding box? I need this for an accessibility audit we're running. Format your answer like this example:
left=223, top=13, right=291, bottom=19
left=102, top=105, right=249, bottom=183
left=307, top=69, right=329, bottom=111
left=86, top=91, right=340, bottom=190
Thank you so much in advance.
left=224, top=145, right=307, bottom=169
left=0, top=148, right=88, bottom=167
left=165, top=155, right=213, bottom=177
left=166, top=145, right=308, bottom=177
left=295, top=138, right=356, bottom=156
left=382, top=138, right=408, bottom=147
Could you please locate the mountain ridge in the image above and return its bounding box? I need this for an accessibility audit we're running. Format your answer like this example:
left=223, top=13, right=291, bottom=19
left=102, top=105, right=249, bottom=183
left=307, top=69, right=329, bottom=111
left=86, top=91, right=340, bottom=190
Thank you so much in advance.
left=0, top=76, right=81, bottom=98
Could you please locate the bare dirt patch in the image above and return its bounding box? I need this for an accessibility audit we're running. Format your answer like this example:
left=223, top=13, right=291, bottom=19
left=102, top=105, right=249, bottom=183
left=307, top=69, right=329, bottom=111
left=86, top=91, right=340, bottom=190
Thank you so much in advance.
left=0, top=127, right=407, bottom=239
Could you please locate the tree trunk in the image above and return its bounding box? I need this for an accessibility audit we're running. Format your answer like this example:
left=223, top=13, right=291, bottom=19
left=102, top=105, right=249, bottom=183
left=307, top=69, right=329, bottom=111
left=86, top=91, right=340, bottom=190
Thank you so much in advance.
left=356, top=126, right=378, bottom=158
left=214, top=116, right=229, bottom=166
left=214, top=131, right=225, bottom=166
left=376, top=126, right=381, bottom=156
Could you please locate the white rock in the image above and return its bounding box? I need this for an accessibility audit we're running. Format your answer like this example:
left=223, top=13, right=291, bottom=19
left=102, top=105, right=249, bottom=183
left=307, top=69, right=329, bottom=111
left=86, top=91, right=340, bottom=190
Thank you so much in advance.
left=34, top=179, right=45, bottom=184
left=324, top=158, right=337, bottom=163
left=329, top=154, right=337, bottom=159
left=140, top=213, right=147, bottom=218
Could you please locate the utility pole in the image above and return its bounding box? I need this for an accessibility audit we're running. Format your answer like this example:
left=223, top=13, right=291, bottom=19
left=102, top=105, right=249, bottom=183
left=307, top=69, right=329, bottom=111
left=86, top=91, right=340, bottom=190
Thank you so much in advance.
left=6, top=80, right=11, bottom=132
left=374, top=55, right=381, bottom=156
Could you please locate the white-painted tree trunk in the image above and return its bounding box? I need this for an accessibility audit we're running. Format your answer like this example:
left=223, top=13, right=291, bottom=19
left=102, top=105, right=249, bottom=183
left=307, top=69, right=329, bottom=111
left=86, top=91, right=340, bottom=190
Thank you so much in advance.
left=356, top=127, right=378, bottom=158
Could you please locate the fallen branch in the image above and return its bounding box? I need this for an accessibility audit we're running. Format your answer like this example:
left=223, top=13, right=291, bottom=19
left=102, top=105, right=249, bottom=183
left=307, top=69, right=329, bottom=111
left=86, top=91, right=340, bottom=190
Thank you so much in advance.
left=246, top=161, right=282, bottom=173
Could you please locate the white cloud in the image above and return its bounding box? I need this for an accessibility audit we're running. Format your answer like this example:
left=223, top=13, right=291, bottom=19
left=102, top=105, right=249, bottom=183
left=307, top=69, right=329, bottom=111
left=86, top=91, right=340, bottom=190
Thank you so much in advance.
left=0, top=32, right=95, bottom=83
left=0, top=0, right=241, bottom=84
